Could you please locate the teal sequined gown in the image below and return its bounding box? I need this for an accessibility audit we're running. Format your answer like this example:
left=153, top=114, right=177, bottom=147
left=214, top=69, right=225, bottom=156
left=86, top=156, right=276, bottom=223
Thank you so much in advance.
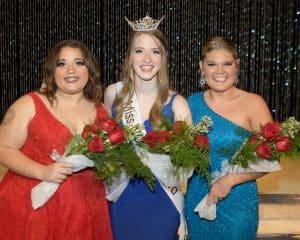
left=184, top=92, right=258, bottom=240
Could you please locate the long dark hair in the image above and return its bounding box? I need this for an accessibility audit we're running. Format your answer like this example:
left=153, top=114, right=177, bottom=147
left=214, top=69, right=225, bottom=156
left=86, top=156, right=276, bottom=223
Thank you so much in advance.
left=39, top=39, right=103, bottom=105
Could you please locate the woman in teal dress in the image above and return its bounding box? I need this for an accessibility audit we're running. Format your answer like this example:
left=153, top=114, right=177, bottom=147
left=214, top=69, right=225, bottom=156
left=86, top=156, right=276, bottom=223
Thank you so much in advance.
left=104, top=15, right=192, bottom=240
left=184, top=36, right=273, bottom=239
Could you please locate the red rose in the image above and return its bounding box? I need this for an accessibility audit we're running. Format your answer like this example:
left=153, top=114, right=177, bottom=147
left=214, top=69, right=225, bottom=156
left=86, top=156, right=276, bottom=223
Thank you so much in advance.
left=173, top=121, right=184, bottom=135
left=82, top=125, right=94, bottom=139
left=157, top=130, right=172, bottom=143
left=256, top=143, right=272, bottom=159
left=99, top=119, right=118, bottom=133
left=275, top=136, right=292, bottom=152
left=87, top=136, right=105, bottom=152
left=261, top=122, right=281, bottom=141
left=249, top=135, right=259, bottom=144
left=108, top=127, right=126, bottom=144
left=89, top=121, right=101, bottom=133
left=142, top=131, right=160, bottom=147
left=193, top=134, right=210, bottom=149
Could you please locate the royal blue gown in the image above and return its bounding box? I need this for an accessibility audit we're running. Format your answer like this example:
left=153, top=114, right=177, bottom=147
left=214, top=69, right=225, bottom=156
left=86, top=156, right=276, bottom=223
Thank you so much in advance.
left=184, top=92, right=258, bottom=240
left=110, top=94, right=180, bottom=240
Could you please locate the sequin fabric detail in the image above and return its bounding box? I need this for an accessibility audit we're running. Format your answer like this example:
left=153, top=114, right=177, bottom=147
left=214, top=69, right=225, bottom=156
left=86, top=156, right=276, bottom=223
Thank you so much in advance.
left=184, top=92, right=258, bottom=240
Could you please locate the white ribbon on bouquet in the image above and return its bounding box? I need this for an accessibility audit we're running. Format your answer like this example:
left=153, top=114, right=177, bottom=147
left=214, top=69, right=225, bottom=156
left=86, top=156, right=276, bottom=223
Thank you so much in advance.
left=105, top=147, right=193, bottom=203
left=194, top=159, right=281, bottom=220
left=31, top=150, right=94, bottom=210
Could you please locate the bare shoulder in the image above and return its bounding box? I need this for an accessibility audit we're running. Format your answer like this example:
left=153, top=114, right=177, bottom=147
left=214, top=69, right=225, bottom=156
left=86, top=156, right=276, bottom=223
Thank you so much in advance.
left=0, top=94, right=36, bottom=148
left=241, top=91, right=269, bottom=110
left=173, top=93, right=189, bottom=105
left=240, top=90, right=272, bottom=130
left=1, top=94, right=35, bottom=126
left=104, top=83, right=119, bottom=116
left=105, top=82, right=118, bottom=93
left=104, top=83, right=119, bottom=101
left=171, top=92, right=192, bottom=124
left=168, top=91, right=188, bottom=107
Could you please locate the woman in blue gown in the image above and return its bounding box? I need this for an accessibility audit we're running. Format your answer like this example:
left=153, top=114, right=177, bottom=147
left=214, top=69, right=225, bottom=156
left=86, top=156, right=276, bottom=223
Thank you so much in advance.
left=104, top=15, right=192, bottom=240
left=184, top=36, right=273, bottom=240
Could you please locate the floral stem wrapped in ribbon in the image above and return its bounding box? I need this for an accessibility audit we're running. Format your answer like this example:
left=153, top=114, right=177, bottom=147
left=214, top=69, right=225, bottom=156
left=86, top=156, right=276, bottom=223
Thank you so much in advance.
left=194, top=117, right=300, bottom=220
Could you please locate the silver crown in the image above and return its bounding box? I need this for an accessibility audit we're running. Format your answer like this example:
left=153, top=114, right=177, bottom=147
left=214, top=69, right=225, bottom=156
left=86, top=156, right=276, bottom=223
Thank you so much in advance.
left=125, top=14, right=165, bottom=32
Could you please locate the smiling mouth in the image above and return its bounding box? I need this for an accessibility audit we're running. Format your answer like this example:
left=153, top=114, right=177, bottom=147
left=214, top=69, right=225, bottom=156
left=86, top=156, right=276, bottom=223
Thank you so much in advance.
left=64, top=77, right=79, bottom=82
left=140, top=65, right=154, bottom=71
left=213, top=77, right=227, bottom=82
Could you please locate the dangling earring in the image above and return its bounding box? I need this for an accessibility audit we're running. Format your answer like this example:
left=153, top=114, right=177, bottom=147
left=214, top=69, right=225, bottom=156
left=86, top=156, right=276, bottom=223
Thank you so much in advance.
left=200, top=73, right=206, bottom=88
left=235, top=72, right=239, bottom=85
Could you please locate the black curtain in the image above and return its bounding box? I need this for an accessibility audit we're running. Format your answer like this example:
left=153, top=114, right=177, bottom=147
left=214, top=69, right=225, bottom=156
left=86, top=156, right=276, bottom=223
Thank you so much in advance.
left=1, top=0, right=299, bottom=121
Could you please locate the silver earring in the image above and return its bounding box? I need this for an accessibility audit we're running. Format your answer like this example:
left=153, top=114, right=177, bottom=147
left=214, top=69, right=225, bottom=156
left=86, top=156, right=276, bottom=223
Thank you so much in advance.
left=200, top=73, right=206, bottom=88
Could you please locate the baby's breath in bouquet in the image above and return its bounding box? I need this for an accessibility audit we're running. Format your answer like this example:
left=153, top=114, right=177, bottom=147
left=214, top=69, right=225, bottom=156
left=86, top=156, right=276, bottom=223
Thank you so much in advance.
left=279, top=117, right=300, bottom=159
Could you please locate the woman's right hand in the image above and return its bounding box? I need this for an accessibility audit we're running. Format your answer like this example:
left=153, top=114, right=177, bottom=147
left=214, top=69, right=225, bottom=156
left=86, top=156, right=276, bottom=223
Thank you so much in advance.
left=206, top=175, right=232, bottom=205
left=42, top=162, right=73, bottom=183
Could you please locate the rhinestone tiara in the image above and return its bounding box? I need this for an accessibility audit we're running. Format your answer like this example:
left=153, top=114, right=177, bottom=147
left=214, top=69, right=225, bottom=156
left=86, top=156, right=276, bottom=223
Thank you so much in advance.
left=125, top=14, right=165, bottom=32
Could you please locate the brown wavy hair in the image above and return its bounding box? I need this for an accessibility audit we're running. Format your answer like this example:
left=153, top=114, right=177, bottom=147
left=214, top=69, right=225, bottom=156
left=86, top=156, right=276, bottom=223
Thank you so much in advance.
left=39, top=39, right=103, bottom=106
left=114, top=30, right=170, bottom=128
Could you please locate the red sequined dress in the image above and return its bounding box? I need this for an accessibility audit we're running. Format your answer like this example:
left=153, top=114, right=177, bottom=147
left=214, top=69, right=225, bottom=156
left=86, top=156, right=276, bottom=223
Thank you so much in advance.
left=0, top=92, right=113, bottom=240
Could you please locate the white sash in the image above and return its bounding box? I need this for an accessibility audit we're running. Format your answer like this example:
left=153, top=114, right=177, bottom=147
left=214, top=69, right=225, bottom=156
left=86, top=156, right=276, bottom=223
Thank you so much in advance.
left=107, top=81, right=187, bottom=239
left=116, top=83, right=146, bottom=136
left=134, top=146, right=192, bottom=240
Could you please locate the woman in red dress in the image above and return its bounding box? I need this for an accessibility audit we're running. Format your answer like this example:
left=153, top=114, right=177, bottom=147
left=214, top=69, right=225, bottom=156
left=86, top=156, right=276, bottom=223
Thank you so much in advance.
left=0, top=40, right=113, bottom=240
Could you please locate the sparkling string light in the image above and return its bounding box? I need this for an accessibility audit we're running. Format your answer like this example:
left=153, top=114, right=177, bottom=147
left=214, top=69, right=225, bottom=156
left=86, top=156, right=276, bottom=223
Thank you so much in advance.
left=0, top=0, right=299, bottom=121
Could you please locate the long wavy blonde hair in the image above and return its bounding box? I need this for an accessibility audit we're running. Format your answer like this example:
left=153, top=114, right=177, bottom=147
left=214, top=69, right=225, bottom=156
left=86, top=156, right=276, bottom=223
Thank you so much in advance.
left=114, top=30, right=170, bottom=128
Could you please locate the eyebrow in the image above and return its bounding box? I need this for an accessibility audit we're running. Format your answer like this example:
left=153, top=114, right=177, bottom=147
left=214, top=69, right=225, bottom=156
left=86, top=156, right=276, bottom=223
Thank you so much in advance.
left=205, top=59, right=233, bottom=62
left=57, top=57, right=84, bottom=61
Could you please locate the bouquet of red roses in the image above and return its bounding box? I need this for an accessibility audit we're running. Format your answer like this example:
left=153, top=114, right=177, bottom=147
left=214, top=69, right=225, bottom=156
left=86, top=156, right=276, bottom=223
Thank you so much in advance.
left=65, top=117, right=155, bottom=189
left=139, top=116, right=212, bottom=183
left=228, top=117, right=300, bottom=168
left=31, top=117, right=156, bottom=209
left=194, top=117, right=299, bottom=221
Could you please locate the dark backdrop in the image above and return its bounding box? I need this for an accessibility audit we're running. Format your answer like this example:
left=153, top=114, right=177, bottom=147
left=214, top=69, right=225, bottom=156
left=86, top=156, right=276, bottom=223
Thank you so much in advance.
left=1, top=0, right=299, bottom=121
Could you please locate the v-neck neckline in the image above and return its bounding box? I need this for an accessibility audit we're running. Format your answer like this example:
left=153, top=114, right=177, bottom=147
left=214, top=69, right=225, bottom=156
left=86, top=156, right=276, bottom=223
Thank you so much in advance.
left=32, top=93, right=97, bottom=137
